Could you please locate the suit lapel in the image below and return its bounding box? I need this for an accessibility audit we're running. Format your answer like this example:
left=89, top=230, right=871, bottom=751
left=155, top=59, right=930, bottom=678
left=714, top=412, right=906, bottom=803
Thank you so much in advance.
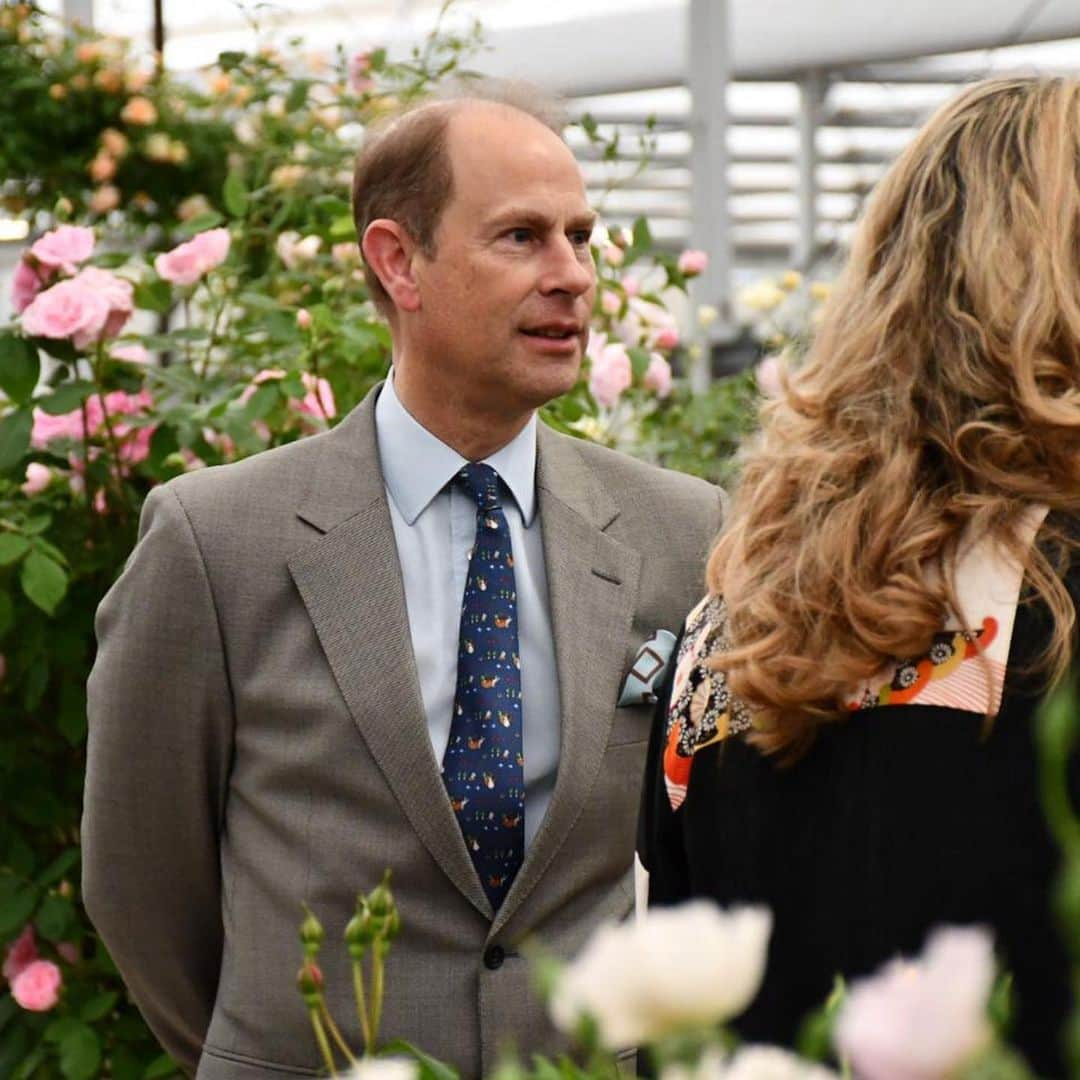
left=492, top=426, right=641, bottom=937
left=287, top=386, right=493, bottom=921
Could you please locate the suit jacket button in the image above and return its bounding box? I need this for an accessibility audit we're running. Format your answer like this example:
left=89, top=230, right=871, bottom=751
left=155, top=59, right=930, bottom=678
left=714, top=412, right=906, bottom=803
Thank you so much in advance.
left=483, top=944, right=505, bottom=970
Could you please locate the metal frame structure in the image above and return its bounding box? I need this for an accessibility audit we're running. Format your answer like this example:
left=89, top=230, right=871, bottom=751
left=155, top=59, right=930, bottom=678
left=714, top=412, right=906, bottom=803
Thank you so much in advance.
left=58, top=0, right=1080, bottom=358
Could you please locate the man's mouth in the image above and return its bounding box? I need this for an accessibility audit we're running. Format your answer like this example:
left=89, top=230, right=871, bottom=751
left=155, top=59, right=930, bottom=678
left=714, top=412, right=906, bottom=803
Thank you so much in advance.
left=520, top=323, right=582, bottom=341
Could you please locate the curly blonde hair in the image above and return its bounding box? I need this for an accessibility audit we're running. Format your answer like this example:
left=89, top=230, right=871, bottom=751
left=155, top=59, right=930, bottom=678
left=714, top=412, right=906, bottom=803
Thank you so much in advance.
left=707, top=76, right=1080, bottom=758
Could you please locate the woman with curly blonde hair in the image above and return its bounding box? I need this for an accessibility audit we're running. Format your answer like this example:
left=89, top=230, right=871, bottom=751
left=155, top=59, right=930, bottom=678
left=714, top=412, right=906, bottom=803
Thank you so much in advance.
left=640, top=76, right=1080, bottom=1073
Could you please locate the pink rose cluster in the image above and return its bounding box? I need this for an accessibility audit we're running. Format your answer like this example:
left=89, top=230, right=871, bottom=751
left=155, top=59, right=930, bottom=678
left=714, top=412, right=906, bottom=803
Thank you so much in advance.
left=14, top=226, right=134, bottom=352
left=586, top=331, right=672, bottom=408
left=3, top=926, right=62, bottom=1012
left=241, top=369, right=337, bottom=439
left=587, top=332, right=632, bottom=409
left=154, top=227, right=230, bottom=286
left=32, top=388, right=155, bottom=466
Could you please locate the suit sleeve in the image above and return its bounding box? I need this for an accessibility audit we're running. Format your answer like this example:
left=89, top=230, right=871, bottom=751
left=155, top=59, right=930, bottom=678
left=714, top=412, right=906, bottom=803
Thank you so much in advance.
left=82, top=483, right=234, bottom=1075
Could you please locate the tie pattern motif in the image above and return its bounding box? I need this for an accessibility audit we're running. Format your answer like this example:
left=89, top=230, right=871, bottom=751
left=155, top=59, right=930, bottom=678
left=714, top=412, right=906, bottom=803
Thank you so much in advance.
left=442, top=462, right=524, bottom=910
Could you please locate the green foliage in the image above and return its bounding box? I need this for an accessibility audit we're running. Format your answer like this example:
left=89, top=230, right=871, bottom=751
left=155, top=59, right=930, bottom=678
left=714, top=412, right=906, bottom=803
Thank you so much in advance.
left=0, top=5, right=761, bottom=1076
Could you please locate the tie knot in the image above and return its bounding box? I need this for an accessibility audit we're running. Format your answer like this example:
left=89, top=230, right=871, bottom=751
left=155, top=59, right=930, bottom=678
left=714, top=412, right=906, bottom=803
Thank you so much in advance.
left=456, top=462, right=502, bottom=511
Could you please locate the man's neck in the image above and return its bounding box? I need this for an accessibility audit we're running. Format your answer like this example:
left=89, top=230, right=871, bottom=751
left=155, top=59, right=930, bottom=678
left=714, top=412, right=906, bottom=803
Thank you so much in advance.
left=392, top=367, right=533, bottom=462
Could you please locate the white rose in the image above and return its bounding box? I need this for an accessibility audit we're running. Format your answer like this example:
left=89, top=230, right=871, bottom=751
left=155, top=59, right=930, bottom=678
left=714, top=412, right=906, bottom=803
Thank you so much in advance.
left=550, top=901, right=772, bottom=1050
left=834, top=926, right=995, bottom=1080
left=723, top=1046, right=839, bottom=1080
left=342, top=1058, right=418, bottom=1080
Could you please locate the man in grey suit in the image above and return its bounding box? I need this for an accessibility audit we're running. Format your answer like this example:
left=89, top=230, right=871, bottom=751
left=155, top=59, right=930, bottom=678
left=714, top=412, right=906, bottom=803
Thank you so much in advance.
left=83, top=86, right=722, bottom=1078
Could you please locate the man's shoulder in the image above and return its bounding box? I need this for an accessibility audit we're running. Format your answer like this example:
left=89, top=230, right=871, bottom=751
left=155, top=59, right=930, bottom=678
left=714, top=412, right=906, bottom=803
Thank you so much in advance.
left=545, top=427, right=724, bottom=525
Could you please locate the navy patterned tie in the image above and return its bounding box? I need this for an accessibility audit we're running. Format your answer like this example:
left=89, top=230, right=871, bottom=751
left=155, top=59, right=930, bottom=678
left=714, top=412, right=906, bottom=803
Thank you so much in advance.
left=442, top=463, right=524, bottom=910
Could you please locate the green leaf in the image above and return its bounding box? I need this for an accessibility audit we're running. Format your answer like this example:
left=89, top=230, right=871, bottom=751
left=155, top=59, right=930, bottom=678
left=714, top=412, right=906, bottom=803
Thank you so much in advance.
left=223, top=170, right=249, bottom=217
left=380, top=1040, right=460, bottom=1080
left=134, top=279, right=172, bottom=314
left=23, top=514, right=51, bottom=535
left=217, top=50, right=245, bottom=70
left=0, top=1026, right=31, bottom=1080
left=0, top=534, right=30, bottom=566
left=0, top=993, right=18, bottom=1031
left=58, top=1020, right=100, bottom=1080
left=79, top=992, right=118, bottom=1023
left=0, top=886, right=38, bottom=937
left=632, top=215, right=652, bottom=251
left=628, top=346, right=652, bottom=379
left=57, top=680, right=88, bottom=746
left=0, top=408, right=32, bottom=472
left=31, top=336, right=79, bottom=363
left=242, top=382, right=280, bottom=421
left=20, top=548, right=69, bottom=615
left=109, top=1045, right=144, bottom=1080
left=36, top=382, right=95, bottom=417
left=35, top=848, right=80, bottom=888
left=0, top=591, right=14, bottom=638
left=13, top=1046, right=47, bottom=1080
left=34, top=893, right=74, bottom=942
left=285, top=79, right=309, bottom=112
left=0, top=334, right=40, bottom=405
left=173, top=211, right=226, bottom=240
left=329, top=214, right=357, bottom=241
left=143, top=1052, right=182, bottom=1078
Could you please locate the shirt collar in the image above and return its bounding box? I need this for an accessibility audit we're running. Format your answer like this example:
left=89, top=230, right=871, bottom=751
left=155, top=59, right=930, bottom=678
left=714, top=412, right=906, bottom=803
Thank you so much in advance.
left=374, top=372, right=538, bottom=527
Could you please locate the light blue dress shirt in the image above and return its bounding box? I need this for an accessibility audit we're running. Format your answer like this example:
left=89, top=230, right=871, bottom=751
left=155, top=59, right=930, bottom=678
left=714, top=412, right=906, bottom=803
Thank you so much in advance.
left=374, top=376, right=561, bottom=850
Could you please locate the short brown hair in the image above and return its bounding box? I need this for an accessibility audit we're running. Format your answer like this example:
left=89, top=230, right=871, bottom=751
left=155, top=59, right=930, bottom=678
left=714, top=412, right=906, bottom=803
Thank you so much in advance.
left=351, top=80, right=567, bottom=314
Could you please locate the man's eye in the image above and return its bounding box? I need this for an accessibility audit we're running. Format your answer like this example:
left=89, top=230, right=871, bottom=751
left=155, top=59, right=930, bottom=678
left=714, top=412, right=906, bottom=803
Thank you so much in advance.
left=571, top=230, right=593, bottom=246
left=508, top=228, right=533, bottom=243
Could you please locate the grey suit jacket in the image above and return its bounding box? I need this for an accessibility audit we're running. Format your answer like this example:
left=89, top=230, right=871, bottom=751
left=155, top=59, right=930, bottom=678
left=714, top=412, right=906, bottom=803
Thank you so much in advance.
left=82, top=385, right=723, bottom=1078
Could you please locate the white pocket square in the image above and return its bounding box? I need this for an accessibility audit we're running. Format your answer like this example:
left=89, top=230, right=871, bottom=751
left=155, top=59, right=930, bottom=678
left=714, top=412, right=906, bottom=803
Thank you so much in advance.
left=618, top=629, right=677, bottom=706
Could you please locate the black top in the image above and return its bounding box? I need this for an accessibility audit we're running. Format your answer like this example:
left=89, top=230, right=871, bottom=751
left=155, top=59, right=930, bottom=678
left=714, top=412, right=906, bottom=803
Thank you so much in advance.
left=638, top=521, right=1079, bottom=1078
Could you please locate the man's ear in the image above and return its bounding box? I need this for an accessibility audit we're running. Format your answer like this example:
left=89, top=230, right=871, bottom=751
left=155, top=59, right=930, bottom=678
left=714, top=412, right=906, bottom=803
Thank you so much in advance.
left=362, top=219, right=421, bottom=312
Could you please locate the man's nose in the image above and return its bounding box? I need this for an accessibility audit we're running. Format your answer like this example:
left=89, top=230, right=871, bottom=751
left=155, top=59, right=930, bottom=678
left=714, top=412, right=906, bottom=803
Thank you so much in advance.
left=539, top=237, right=596, bottom=297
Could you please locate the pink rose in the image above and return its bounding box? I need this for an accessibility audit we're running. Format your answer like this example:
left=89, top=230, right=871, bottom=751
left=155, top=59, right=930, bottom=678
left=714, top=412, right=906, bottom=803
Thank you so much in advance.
left=643, top=353, right=673, bottom=398
left=3, top=925, right=38, bottom=983
left=652, top=326, right=679, bottom=351
left=21, top=462, right=51, bottom=495
left=602, top=245, right=624, bottom=268
left=32, top=407, right=86, bottom=448
left=29, top=225, right=95, bottom=274
left=11, top=259, right=47, bottom=313
left=296, top=308, right=312, bottom=330
left=296, top=372, right=336, bottom=420
left=754, top=355, right=784, bottom=398
left=599, top=289, right=620, bottom=316
left=836, top=927, right=994, bottom=1080
left=11, top=959, right=61, bottom=1012
left=71, top=267, right=134, bottom=339
left=587, top=333, right=633, bottom=409
left=621, top=275, right=640, bottom=298
left=111, top=343, right=149, bottom=364
left=155, top=227, right=231, bottom=285
left=677, top=249, right=708, bottom=276
left=348, top=50, right=374, bottom=94
left=32, top=389, right=151, bottom=450
left=21, top=279, right=110, bottom=350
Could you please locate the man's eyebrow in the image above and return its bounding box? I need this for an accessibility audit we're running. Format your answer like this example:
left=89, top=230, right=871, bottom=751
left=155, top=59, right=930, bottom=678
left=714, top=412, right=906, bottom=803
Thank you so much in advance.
left=486, top=208, right=598, bottom=232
